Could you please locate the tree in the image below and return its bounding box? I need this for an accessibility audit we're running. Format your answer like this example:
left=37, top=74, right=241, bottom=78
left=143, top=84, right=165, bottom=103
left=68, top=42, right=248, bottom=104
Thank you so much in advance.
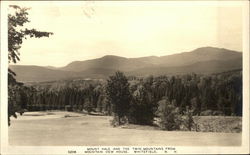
left=8, top=5, right=53, bottom=125
left=129, top=84, right=155, bottom=125
left=8, top=5, right=53, bottom=65
left=156, top=97, right=181, bottom=130
left=8, top=83, right=23, bottom=126
left=106, top=71, right=131, bottom=125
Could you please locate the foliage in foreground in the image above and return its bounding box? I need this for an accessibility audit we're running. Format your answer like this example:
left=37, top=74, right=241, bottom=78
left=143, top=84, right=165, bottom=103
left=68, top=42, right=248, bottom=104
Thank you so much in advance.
left=8, top=5, right=53, bottom=125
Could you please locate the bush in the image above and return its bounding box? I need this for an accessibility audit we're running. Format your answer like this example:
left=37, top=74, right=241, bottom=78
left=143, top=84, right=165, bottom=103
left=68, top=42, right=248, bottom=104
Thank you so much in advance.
left=156, top=98, right=182, bottom=130
left=181, top=108, right=195, bottom=131
left=84, top=100, right=93, bottom=114
left=110, top=115, right=128, bottom=127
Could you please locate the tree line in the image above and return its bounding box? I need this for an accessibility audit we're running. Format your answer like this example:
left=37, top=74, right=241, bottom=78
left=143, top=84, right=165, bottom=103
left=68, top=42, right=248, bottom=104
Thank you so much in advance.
left=9, top=70, right=242, bottom=128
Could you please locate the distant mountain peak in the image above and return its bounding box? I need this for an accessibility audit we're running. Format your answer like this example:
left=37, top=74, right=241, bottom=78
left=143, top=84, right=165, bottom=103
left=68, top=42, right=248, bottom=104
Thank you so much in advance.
left=102, top=55, right=125, bottom=58
left=193, top=46, right=241, bottom=53
left=10, top=47, right=242, bottom=82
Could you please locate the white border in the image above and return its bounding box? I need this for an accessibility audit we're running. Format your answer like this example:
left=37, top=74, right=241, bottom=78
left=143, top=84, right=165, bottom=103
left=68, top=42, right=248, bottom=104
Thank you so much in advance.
left=1, top=1, right=249, bottom=154
left=0, top=1, right=9, bottom=154
left=242, top=0, right=250, bottom=153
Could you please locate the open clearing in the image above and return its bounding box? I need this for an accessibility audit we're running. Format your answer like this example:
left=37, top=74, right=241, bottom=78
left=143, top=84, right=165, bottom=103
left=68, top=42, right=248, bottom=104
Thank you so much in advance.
left=9, top=111, right=241, bottom=146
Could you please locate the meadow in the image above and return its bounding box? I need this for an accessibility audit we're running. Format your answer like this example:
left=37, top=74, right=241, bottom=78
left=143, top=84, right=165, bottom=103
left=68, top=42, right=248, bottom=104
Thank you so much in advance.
left=9, top=111, right=241, bottom=146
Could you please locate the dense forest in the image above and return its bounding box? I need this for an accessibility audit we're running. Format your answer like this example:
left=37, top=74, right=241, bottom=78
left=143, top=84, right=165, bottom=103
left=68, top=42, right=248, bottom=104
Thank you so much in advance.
left=9, top=69, right=242, bottom=127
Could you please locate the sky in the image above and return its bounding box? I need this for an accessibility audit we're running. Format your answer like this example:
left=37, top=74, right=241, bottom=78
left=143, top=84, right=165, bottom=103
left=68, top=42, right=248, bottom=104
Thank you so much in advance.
left=8, top=1, right=243, bottom=67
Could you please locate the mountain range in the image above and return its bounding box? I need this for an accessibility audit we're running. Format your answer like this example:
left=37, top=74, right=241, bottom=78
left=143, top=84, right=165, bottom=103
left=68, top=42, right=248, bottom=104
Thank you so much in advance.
left=10, top=47, right=242, bottom=82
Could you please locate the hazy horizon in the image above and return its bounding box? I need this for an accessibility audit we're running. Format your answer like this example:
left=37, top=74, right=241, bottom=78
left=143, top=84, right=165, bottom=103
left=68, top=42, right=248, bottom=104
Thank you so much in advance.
left=8, top=1, right=243, bottom=67
left=9, top=46, right=242, bottom=68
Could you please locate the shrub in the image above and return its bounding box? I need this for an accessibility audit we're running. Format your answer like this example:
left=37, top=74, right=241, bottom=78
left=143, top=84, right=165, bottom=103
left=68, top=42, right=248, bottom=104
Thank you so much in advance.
left=156, top=97, right=182, bottom=130
left=182, top=107, right=195, bottom=131
left=84, top=99, right=93, bottom=114
left=110, top=115, right=128, bottom=127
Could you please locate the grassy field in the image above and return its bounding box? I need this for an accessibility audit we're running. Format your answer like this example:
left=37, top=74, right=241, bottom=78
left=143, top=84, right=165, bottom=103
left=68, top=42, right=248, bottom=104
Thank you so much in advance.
left=9, top=111, right=241, bottom=146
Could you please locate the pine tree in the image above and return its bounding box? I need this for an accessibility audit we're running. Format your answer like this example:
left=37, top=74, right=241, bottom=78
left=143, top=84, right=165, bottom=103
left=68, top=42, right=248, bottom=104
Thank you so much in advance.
left=106, top=71, right=131, bottom=125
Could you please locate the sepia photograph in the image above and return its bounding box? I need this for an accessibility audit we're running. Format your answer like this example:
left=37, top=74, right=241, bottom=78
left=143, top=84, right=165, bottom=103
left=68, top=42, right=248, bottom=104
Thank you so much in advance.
left=0, top=1, right=249, bottom=154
